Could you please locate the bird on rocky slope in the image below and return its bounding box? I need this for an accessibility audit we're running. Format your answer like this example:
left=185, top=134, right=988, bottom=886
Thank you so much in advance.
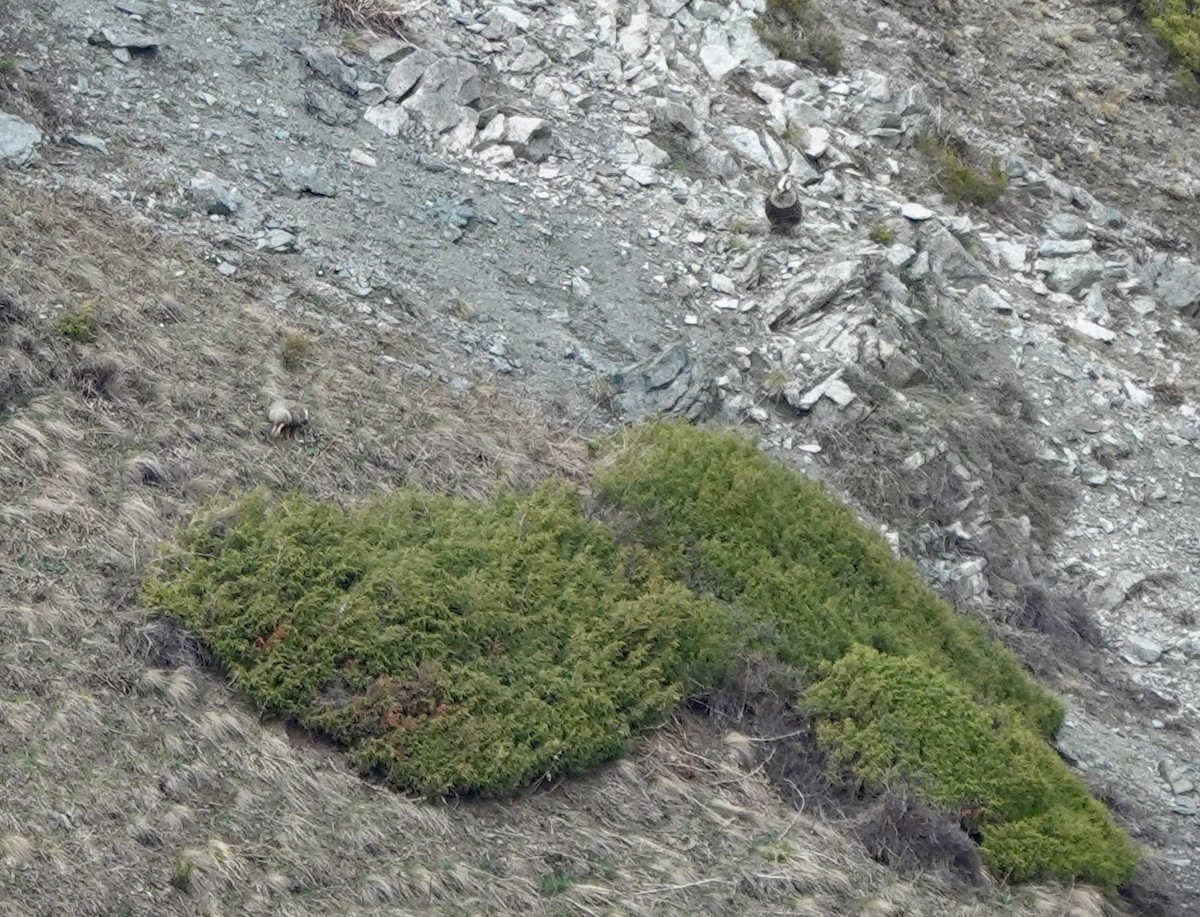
left=267, top=398, right=309, bottom=439
left=764, top=174, right=803, bottom=235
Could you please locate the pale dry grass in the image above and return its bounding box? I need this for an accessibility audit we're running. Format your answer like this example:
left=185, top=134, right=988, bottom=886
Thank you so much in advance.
left=321, top=0, right=430, bottom=33
left=0, top=174, right=1136, bottom=916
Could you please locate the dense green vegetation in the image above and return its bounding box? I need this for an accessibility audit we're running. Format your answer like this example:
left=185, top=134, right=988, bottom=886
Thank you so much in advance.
left=1142, top=0, right=1200, bottom=73
left=143, top=422, right=1136, bottom=889
left=142, top=483, right=736, bottom=796
left=807, top=647, right=1138, bottom=887
left=593, top=423, right=1061, bottom=736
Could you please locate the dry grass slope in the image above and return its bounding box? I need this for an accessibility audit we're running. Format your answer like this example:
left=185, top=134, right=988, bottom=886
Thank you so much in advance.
left=0, top=175, right=1136, bottom=915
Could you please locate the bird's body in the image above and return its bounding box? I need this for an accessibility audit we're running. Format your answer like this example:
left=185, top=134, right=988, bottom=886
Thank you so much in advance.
left=765, top=175, right=803, bottom=234
left=267, top=399, right=309, bottom=438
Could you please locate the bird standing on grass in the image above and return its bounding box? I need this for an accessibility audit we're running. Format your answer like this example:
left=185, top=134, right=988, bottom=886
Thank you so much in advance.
left=765, top=175, right=803, bottom=235
left=267, top=399, right=309, bottom=439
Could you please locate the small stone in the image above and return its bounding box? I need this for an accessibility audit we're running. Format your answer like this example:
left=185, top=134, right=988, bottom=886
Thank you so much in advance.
left=350, top=148, right=377, bottom=167
left=710, top=273, right=736, bottom=295
left=1038, top=253, right=1104, bottom=295
left=1095, top=570, right=1146, bottom=613
left=301, top=44, right=359, bottom=96
left=367, top=37, right=409, bottom=64
left=724, top=126, right=773, bottom=170
left=66, top=133, right=108, bottom=154
left=570, top=276, right=592, bottom=299
left=1122, top=634, right=1163, bottom=666
left=802, top=126, right=830, bottom=159
left=1039, top=238, right=1094, bottom=257
left=1044, top=212, right=1090, bottom=240
left=900, top=202, right=934, bottom=221
left=966, top=284, right=1012, bottom=313
left=188, top=171, right=240, bottom=216
left=0, top=112, right=43, bottom=165
left=260, top=228, right=299, bottom=253
left=115, top=0, right=152, bottom=16
left=624, top=165, right=658, bottom=186
left=1068, top=319, right=1115, bottom=343
left=994, top=240, right=1028, bottom=271
left=88, top=26, right=160, bottom=51
left=1124, top=380, right=1154, bottom=408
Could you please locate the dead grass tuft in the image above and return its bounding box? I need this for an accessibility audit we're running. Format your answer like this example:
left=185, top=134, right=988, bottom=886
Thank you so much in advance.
left=0, top=834, right=34, bottom=866
left=855, top=785, right=983, bottom=882
left=320, top=0, right=429, bottom=33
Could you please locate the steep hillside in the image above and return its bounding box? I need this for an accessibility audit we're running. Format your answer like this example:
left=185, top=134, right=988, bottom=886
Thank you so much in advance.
left=2, top=0, right=1198, bottom=912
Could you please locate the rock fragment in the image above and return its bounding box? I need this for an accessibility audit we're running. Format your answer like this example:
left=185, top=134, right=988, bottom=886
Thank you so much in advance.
left=0, top=112, right=42, bottom=165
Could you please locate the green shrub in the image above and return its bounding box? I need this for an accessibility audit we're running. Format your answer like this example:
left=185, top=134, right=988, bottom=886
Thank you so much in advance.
left=1143, top=0, right=1200, bottom=73
left=143, top=420, right=1138, bottom=891
left=917, top=134, right=1008, bottom=208
left=805, top=646, right=1138, bottom=888
left=54, top=302, right=97, bottom=342
left=141, top=483, right=736, bottom=797
left=593, top=422, right=1063, bottom=737
left=754, top=0, right=845, bottom=74
left=868, top=224, right=897, bottom=245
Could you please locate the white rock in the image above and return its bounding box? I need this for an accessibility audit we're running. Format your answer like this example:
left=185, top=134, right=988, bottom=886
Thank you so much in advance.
left=478, top=145, right=516, bottom=165
left=994, top=240, right=1029, bottom=271
left=710, top=273, right=736, bottom=294
left=1069, top=319, right=1116, bottom=343
left=900, top=202, right=934, bottom=221
left=723, top=125, right=772, bottom=169
left=699, top=40, right=743, bottom=81
left=1124, top=380, right=1154, bottom=408
left=618, top=15, right=650, bottom=58
left=624, top=165, right=658, bottom=186
left=364, top=102, right=408, bottom=137
left=802, top=126, right=830, bottom=159
left=478, top=114, right=507, bottom=143
left=349, top=149, right=377, bottom=167
left=505, top=116, right=548, bottom=144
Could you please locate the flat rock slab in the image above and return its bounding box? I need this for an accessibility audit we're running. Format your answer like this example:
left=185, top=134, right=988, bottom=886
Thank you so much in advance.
left=88, top=26, right=160, bottom=50
left=0, top=112, right=43, bottom=165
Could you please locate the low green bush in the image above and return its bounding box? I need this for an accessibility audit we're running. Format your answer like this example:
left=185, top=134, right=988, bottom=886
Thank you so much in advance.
left=868, top=224, right=897, bottom=245
left=141, top=484, right=736, bottom=796
left=806, top=646, right=1137, bottom=888
left=1142, top=0, right=1200, bottom=73
left=592, top=422, right=1062, bottom=737
left=54, top=302, right=96, bottom=342
left=917, top=133, right=1008, bottom=208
